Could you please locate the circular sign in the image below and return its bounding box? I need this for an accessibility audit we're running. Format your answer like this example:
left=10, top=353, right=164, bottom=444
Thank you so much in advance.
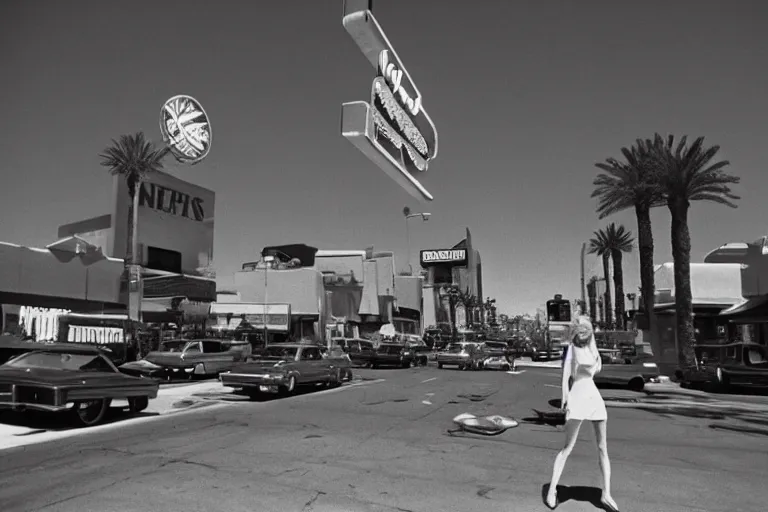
left=159, top=94, right=212, bottom=165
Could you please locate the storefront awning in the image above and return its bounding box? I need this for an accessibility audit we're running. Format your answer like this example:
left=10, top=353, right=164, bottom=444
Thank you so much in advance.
left=719, top=296, right=768, bottom=322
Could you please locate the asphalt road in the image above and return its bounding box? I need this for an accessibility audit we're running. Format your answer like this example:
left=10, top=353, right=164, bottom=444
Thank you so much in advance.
left=0, top=366, right=766, bottom=512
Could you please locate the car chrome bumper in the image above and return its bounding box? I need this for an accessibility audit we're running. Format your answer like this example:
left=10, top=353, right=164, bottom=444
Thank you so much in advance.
left=220, top=373, right=284, bottom=388
left=0, top=401, right=71, bottom=413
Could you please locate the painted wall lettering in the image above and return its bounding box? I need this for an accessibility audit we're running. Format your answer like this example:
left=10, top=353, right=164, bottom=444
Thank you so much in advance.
left=139, top=182, right=206, bottom=221
left=67, top=326, right=125, bottom=345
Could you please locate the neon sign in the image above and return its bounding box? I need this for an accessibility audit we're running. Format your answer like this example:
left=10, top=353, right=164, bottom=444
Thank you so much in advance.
left=341, top=0, right=438, bottom=203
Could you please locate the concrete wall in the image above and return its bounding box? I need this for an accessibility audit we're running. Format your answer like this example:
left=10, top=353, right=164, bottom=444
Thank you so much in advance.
left=395, top=275, right=422, bottom=312
left=233, top=267, right=324, bottom=316
left=705, top=240, right=768, bottom=298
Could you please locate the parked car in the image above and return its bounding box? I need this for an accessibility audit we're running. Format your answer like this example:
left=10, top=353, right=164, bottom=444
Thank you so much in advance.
left=220, top=343, right=341, bottom=397
left=481, top=340, right=515, bottom=371
left=120, top=339, right=250, bottom=379
left=436, top=342, right=486, bottom=370
left=322, top=345, right=353, bottom=381
left=531, top=346, right=562, bottom=361
left=0, top=344, right=159, bottom=427
left=371, top=343, right=418, bottom=368
left=404, top=342, right=431, bottom=367
left=593, top=349, right=660, bottom=391
left=332, top=337, right=376, bottom=367
left=680, top=342, right=768, bottom=391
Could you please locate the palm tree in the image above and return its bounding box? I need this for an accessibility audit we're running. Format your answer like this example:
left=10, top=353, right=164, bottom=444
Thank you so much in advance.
left=592, top=140, right=665, bottom=335
left=588, top=229, right=614, bottom=328
left=100, top=132, right=168, bottom=319
left=455, top=289, right=477, bottom=328
left=586, top=276, right=598, bottom=324
left=650, top=134, right=740, bottom=368
left=606, top=224, right=634, bottom=329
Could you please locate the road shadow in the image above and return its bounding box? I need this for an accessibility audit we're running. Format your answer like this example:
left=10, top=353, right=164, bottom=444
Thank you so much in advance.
left=542, top=484, right=608, bottom=510
left=0, top=407, right=158, bottom=432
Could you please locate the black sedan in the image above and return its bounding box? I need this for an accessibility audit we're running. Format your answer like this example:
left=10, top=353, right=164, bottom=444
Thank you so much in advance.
left=681, top=342, right=768, bottom=391
left=0, top=344, right=159, bottom=427
left=371, top=344, right=420, bottom=369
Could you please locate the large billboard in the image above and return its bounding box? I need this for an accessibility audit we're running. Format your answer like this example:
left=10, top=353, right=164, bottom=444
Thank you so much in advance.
left=111, top=170, right=215, bottom=275
left=341, top=0, right=438, bottom=203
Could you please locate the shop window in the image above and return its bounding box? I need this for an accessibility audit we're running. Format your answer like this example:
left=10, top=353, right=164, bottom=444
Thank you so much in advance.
left=147, top=247, right=182, bottom=273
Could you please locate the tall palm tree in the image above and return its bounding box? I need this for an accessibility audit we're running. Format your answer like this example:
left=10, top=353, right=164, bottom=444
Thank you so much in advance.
left=456, top=289, right=478, bottom=328
left=586, top=276, right=598, bottom=324
left=606, top=224, right=634, bottom=329
left=100, top=132, right=168, bottom=319
left=588, top=229, right=614, bottom=328
left=592, top=140, right=665, bottom=335
left=650, top=134, right=740, bottom=368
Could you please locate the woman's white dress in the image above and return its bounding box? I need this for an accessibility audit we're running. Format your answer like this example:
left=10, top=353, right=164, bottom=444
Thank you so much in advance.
left=565, top=342, right=607, bottom=421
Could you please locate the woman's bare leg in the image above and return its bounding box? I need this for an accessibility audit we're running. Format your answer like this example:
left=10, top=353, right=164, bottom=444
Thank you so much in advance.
left=546, top=419, right=583, bottom=505
left=592, top=420, right=618, bottom=509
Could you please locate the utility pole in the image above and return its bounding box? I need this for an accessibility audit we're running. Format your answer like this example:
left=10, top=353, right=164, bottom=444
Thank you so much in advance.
left=580, top=242, right=587, bottom=315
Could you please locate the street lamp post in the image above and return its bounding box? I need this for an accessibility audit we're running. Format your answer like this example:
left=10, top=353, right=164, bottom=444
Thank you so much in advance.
left=403, top=207, right=431, bottom=275
left=263, top=255, right=275, bottom=348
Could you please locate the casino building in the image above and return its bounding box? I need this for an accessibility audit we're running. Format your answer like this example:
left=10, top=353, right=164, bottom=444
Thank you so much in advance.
left=0, top=169, right=216, bottom=338
left=421, top=228, right=483, bottom=331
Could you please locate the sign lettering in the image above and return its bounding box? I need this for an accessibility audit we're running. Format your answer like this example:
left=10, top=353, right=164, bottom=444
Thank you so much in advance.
left=421, top=250, right=467, bottom=263
left=378, top=50, right=421, bottom=116
left=138, top=182, right=205, bottom=222
left=67, top=326, right=125, bottom=345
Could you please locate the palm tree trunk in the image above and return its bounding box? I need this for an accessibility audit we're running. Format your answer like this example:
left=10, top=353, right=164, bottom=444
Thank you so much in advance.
left=611, top=250, right=626, bottom=330
left=602, top=254, right=613, bottom=328
left=635, top=204, right=657, bottom=350
left=126, top=179, right=141, bottom=322
left=669, top=200, right=696, bottom=369
left=587, top=280, right=597, bottom=324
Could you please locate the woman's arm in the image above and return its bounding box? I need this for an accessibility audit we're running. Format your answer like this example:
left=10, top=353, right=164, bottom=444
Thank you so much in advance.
left=561, top=343, right=573, bottom=408
left=591, top=337, right=602, bottom=374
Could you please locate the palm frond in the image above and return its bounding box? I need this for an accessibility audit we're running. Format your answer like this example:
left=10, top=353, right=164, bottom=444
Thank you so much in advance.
left=99, top=132, right=167, bottom=187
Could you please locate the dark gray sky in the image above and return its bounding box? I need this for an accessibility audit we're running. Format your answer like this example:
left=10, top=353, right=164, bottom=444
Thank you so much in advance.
left=1, top=0, right=766, bottom=314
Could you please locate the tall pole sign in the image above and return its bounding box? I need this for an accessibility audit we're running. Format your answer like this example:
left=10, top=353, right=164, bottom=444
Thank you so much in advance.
left=341, top=0, right=439, bottom=203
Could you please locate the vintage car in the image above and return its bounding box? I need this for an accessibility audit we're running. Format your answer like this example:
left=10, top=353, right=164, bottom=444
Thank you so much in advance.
left=593, top=349, right=660, bottom=391
left=0, top=344, right=159, bottom=427
left=531, top=345, right=563, bottom=361
left=481, top=340, right=515, bottom=371
left=371, top=343, right=420, bottom=368
left=404, top=342, right=431, bottom=366
left=120, top=338, right=250, bottom=379
left=322, top=345, right=353, bottom=381
left=220, top=343, right=342, bottom=397
left=436, top=342, right=486, bottom=370
left=332, top=337, right=376, bottom=367
left=680, top=342, right=768, bottom=391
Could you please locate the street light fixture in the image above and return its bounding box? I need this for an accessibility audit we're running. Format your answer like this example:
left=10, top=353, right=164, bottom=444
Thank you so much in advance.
left=403, top=207, right=431, bottom=275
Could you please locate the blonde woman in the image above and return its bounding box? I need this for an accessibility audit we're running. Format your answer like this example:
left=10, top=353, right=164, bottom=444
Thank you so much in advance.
left=544, top=316, right=619, bottom=512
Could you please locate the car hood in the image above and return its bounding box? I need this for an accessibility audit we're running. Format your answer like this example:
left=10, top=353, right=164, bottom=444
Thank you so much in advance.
left=0, top=367, right=122, bottom=386
left=144, top=352, right=186, bottom=366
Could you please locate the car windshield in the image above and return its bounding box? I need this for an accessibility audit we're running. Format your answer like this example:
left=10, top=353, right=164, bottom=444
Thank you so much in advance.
left=159, top=340, right=188, bottom=352
left=378, top=345, right=402, bottom=354
left=485, top=342, right=506, bottom=350
left=447, top=343, right=465, bottom=353
left=257, top=346, right=298, bottom=360
left=4, top=351, right=114, bottom=372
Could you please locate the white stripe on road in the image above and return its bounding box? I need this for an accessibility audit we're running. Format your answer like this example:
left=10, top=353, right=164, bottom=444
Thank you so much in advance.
left=422, top=400, right=433, bottom=405
left=421, top=377, right=437, bottom=383
left=545, top=384, right=560, bottom=388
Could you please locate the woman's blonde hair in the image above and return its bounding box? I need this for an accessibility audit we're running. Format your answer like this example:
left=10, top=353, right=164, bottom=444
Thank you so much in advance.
left=570, top=315, right=594, bottom=348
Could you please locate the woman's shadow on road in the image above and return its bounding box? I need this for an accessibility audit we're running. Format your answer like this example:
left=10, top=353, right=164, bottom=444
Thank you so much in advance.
left=542, top=484, right=611, bottom=510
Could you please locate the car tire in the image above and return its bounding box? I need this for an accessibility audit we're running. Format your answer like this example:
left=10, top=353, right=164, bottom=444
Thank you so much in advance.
left=437, top=362, right=443, bottom=369
left=280, top=375, right=297, bottom=396
left=74, top=398, right=111, bottom=427
left=128, top=396, right=149, bottom=413
left=245, top=389, right=261, bottom=400
left=627, top=377, right=645, bottom=392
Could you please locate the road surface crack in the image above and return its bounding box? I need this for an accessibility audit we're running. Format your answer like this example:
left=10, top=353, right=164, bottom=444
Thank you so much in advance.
left=158, top=458, right=219, bottom=471
left=302, top=490, right=326, bottom=510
